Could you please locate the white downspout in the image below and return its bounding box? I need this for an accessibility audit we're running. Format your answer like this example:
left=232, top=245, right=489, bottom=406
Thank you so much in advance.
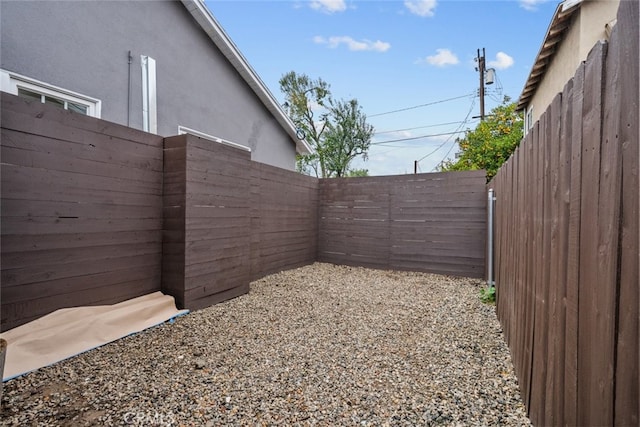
left=141, top=55, right=157, bottom=134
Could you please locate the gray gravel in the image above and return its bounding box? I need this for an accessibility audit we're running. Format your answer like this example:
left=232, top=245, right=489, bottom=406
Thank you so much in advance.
left=1, top=263, right=531, bottom=426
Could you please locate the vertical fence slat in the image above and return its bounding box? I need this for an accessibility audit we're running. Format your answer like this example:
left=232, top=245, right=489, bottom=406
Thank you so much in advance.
left=523, top=120, right=539, bottom=413
left=564, top=60, right=585, bottom=427
left=529, top=109, right=548, bottom=424
left=614, top=0, right=639, bottom=424
left=554, top=78, right=574, bottom=425
left=577, top=41, right=609, bottom=426
left=545, top=93, right=563, bottom=425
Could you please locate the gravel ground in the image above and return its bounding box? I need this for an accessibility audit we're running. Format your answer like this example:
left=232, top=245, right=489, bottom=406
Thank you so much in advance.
left=1, top=263, right=531, bottom=426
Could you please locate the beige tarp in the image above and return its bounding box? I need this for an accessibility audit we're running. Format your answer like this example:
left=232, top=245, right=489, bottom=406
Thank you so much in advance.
left=1, top=292, right=189, bottom=381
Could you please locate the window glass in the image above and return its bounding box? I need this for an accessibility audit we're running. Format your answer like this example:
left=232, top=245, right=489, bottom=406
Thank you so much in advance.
left=44, top=95, right=65, bottom=109
left=17, top=88, right=42, bottom=102
left=17, top=88, right=89, bottom=115
left=3, top=69, right=100, bottom=118
left=67, top=102, right=88, bottom=114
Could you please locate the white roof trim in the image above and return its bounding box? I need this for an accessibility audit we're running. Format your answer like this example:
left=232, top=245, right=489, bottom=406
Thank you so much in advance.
left=180, top=0, right=312, bottom=155
left=561, top=0, right=583, bottom=12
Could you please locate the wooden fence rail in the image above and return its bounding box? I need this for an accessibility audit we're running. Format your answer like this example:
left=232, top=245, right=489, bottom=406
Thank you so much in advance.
left=490, top=1, right=638, bottom=424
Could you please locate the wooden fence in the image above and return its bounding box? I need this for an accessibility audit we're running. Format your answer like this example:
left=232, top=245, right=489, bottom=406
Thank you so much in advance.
left=1, top=93, right=486, bottom=331
left=250, top=162, right=318, bottom=281
left=1, top=96, right=318, bottom=329
left=490, top=1, right=639, bottom=424
left=318, top=170, right=486, bottom=278
left=162, top=134, right=318, bottom=311
left=1, top=93, right=165, bottom=331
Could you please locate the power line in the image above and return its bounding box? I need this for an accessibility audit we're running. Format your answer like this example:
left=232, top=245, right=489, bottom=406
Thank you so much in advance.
left=415, top=133, right=459, bottom=162
left=372, top=130, right=468, bottom=145
left=417, top=96, right=476, bottom=163
left=432, top=137, right=459, bottom=172
left=373, top=119, right=478, bottom=135
left=368, top=93, right=474, bottom=117
left=428, top=98, right=478, bottom=168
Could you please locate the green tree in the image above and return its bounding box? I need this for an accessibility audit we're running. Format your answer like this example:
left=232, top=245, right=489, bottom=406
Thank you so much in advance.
left=279, top=71, right=374, bottom=178
left=323, top=99, right=374, bottom=177
left=440, top=97, right=523, bottom=180
left=346, top=168, right=370, bottom=177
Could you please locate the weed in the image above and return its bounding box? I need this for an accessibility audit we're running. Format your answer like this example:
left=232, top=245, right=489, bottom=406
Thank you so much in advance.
left=480, top=286, right=496, bottom=304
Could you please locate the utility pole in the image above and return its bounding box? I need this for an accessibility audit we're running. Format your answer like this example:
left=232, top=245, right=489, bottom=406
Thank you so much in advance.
left=414, top=160, right=418, bottom=174
left=477, top=48, right=486, bottom=121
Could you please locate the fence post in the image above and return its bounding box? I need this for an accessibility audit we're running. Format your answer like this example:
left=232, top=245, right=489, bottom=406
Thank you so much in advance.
left=487, top=188, right=495, bottom=286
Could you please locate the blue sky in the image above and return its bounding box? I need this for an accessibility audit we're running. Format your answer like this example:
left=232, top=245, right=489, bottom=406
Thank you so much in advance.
left=207, top=0, right=558, bottom=176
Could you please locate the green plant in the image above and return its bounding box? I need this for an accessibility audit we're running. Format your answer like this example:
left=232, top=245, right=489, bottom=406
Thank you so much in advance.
left=480, top=286, right=496, bottom=304
left=439, top=97, right=523, bottom=181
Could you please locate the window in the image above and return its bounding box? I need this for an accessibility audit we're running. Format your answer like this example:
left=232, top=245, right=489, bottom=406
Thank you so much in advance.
left=1, top=69, right=101, bottom=117
left=524, top=106, right=533, bottom=134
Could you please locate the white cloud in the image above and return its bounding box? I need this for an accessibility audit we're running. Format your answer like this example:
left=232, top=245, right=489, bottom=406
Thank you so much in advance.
left=404, top=0, right=437, bottom=17
left=310, top=0, right=346, bottom=13
left=314, top=36, right=391, bottom=52
left=519, top=0, right=547, bottom=11
left=419, top=48, right=459, bottom=67
left=488, top=51, right=514, bottom=70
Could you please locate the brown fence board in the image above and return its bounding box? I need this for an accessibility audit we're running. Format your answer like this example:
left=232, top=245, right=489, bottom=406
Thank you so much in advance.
left=2, top=93, right=161, bottom=146
left=0, top=230, right=161, bottom=253
left=529, top=109, right=548, bottom=423
left=614, top=1, right=639, bottom=424
left=545, top=93, right=563, bottom=426
left=577, top=41, right=609, bottom=427
left=2, top=107, right=162, bottom=162
left=1, top=133, right=162, bottom=180
left=551, top=78, right=573, bottom=425
left=564, top=60, right=585, bottom=427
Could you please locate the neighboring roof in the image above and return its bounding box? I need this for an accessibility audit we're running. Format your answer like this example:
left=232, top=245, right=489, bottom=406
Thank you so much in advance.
left=180, top=0, right=312, bottom=155
left=516, top=0, right=584, bottom=111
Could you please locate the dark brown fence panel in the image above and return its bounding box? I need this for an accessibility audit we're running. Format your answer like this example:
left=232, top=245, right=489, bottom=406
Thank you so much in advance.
left=389, top=171, right=486, bottom=277
left=318, top=176, right=391, bottom=269
left=162, top=134, right=319, bottom=310
left=162, top=134, right=251, bottom=311
left=161, top=136, right=187, bottom=308
left=319, top=171, right=486, bottom=278
left=1, top=94, right=164, bottom=331
left=491, top=2, right=639, bottom=424
left=249, top=163, right=318, bottom=281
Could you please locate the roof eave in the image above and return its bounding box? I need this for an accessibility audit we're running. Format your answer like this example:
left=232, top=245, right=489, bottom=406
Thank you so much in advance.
left=516, top=0, right=584, bottom=111
left=180, top=0, right=313, bottom=155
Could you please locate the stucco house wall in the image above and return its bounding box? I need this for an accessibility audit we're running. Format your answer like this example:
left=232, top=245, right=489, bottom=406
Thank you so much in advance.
left=0, top=0, right=299, bottom=170
left=522, top=0, right=619, bottom=126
